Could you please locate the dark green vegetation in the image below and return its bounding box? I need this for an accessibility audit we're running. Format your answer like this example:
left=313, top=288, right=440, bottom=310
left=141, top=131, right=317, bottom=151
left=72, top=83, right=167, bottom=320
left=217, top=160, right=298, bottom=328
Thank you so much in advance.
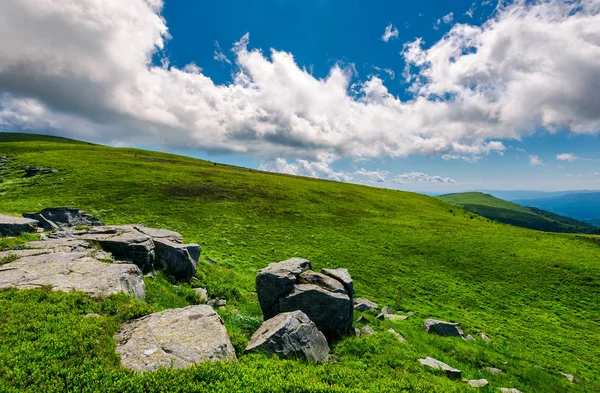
left=1, top=133, right=599, bottom=392
left=439, top=192, right=600, bottom=234
left=514, top=192, right=600, bottom=227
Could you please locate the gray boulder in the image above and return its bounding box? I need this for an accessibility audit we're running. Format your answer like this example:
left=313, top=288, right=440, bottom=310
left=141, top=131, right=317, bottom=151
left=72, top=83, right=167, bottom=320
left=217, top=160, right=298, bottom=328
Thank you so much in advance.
left=153, top=238, right=199, bottom=281
left=354, top=297, right=379, bottom=311
left=115, top=305, right=236, bottom=371
left=299, top=270, right=346, bottom=293
left=279, top=284, right=352, bottom=338
left=424, top=319, right=464, bottom=337
left=419, top=356, right=462, bottom=379
left=245, top=310, right=329, bottom=363
left=256, top=258, right=311, bottom=319
left=0, top=214, right=38, bottom=237
left=23, top=207, right=104, bottom=229
left=0, top=252, right=145, bottom=300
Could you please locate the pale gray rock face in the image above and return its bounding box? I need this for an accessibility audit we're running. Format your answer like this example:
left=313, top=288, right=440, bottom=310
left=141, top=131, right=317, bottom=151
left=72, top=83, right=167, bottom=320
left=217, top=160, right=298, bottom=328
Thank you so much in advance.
left=381, top=306, right=393, bottom=315
left=299, top=270, right=346, bottom=293
left=26, top=238, right=91, bottom=253
left=498, top=389, right=523, bottom=393
left=418, top=356, right=462, bottom=379
left=279, top=284, right=352, bottom=339
left=245, top=310, right=329, bottom=363
left=194, top=287, right=208, bottom=303
left=387, top=328, right=407, bottom=343
left=0, top=214, right=38, bottom=237
left=321, top=268, right=354, bottom=294
left=464, top=334, right=476, bottom=341
left=480, top=333, right=491, bottom=342
left=134, top=226, right=183, bottom=243
left=0, top=249, right=52, bottom=260
left=153, top=238, right=198, bottom=281
left=464, top=379, right=489, bottom=388
left=424, top=319, right=464, bottom=337
left=23, top=207, right=104, bottom=229
left=354, top=297, right=379, bottom=311
left=0, top=252, right=145, bottom=300
left=256, top=258, right=311, bottom=319
left=378, top=314, right=408, bottom=321
left=485, top=367, right=504, bottom=375
left=359, top=325, right=376, bottom=336
left=115, top=305, right=236, bottom=371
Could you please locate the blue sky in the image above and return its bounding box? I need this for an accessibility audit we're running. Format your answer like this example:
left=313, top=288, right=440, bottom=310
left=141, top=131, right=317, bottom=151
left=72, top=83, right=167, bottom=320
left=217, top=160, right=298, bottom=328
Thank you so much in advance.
left=1, top=0, right=599, bottom=192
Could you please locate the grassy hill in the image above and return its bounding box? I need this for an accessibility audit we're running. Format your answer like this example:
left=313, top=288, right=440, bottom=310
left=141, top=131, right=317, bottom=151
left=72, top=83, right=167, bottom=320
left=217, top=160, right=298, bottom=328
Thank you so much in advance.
left=438, top=192, right=600, bottom=234
left=1, top=133, right=600, bottom=392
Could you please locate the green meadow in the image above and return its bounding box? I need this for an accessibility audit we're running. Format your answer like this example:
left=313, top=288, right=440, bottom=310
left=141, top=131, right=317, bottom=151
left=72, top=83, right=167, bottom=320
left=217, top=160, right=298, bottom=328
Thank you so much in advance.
left=1, top=133, right=599, bottom=392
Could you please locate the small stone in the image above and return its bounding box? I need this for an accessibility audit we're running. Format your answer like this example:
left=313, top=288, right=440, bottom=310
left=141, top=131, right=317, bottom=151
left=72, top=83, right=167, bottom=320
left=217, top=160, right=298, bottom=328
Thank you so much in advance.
left=387, top=328, right=406, bottom=343
left=464, top=334, right=476, bottom=341
left=464, top=379, right=489, bottom=388
left=381, top=306, right=393, bottom=315
left=560, top=372, right=574, bottom=383
left=418, top=356, right=462, bottom=379
left=383, top=314, right=408, bottom=321
left=498, top=389, right=523, bottom=393
left=485, top=367, right=504, bottom=375
left=84, top=313, right=101, bottom=318
left=194, top=287, right=208, bottom=303
left=355, top=316, right=368, bottom=324
left=480, top=333, right=491, bottom=342
left=354, top=297, right=379, bottom=311
left=424, top=319, right=464, bottom=337
left=359, top=325, right=375, bottom=336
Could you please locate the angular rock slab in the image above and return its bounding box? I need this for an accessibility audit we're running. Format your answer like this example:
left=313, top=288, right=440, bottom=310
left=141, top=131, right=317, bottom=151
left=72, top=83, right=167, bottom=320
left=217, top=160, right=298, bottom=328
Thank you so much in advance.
left=354, top=297, right=379, bottom=311
left=115, top=305, right=236, bottom=371
left=256, top=258, right=311, bottom=320
left=0, top=252, right=145, bottom=300
left=245, top=310, right=329, bottom=363
left=419, top=356, right=462, bottom=379
left=153, top=238, right=199, bottom=281
left=0, top=214, right=38, bottom=237
left=299, top=270, right=346, bottom=293
left=23, top=207, right=104, bottom=229
left=321, top=268, right=354, bottom=294
left=424, top=319, right=464, bottom=337
left=279, top=283, right=352, bottom=339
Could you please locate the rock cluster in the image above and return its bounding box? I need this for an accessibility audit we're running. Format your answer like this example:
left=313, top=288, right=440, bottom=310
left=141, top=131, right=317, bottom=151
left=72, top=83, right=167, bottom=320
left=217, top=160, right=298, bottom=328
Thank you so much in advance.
left=23, top=166, right=58, bottom=177
left=23, top=207, right=104, bottom=229
left=256, top=258, right=354, bottom=340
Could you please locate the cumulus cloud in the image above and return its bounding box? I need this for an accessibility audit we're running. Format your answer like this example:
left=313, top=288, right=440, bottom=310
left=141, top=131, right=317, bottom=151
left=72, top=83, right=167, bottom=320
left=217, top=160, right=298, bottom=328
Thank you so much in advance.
left=0, top=0, right=599, bottom=179
left=354, top=168, right=389, bottom=183
left=529, top=155, right=543, bottom=166
left=260, top=158, right=354, bottom=182
left=434, top=12, right=454, bottom=29
left=391, top=172, right=456, bottom=184
left=381, top=24, right=399, bottom=42
left=556, top=153, right=578, bottom=161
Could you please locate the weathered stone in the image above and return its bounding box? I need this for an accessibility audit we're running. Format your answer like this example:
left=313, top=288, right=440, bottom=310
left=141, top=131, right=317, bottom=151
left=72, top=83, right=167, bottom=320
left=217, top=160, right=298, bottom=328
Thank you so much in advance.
left=354, top=297, right=379, bottom=311
left=464, top=379, right=489, bottom=388
left=387, top=328, right=407, bottom=343
left=485, top=367, right=504, bottom=375
left=299, top=270, right=346, bottom=293
left=321, top=268, right=354, bottom=294
left=419, top=356, right=462, bottom=379
left=194, top=287, right=208, bottom=303
left=26, top=238, right=91, bottom=253
left=560, top=372, right=574, bottom=383
left=23, top=207, right=103, bottom=228
left=278, top=284, right=352, bottom=339
left=23, top=166, right=58, bottom=177
left=81, top=229, right=155, bottom=273
left=115, top=305, right=236, bottom=371
left=208, top=298, right=227, bottom=308
left=498, top=389, right=523, bottom=393
left=0, top=214, right=38, bottom=237
left=464, top=334, right=476, bottom=341
left=245, top=310, right=329, bottom=363
left=381, top=306, right=393, bottom=315
left=380, top=314, right=408, bottom=321
left=0, top=252, right=145, bottom=300
left=480, top=333, right=491, bottom=342
left=256, top=258, right=311, bottom=319
left=134, top=226, right=183, bottom=243
left=0, top=249, right=52, bottom=260
left=360, top=325, right=376, bottom=336
left=424, top=319, right=464, bottom=337
left=153, top=238, right=198, bottom=281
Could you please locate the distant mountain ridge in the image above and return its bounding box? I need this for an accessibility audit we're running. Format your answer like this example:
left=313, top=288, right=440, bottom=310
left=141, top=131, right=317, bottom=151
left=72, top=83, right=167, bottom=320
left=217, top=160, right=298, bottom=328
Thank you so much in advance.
left=514, top=192, right=600, bottom=226
left=438, top=192, right=600, bottom=234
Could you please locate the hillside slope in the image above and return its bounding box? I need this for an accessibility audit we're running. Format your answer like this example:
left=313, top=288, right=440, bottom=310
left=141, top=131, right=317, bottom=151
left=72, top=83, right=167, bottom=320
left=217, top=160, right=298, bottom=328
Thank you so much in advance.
left=439, top=192, right=600, bottom=234
left=515, top=192, right=600, bottom=226
left=1, top=133, right=600, bottom=392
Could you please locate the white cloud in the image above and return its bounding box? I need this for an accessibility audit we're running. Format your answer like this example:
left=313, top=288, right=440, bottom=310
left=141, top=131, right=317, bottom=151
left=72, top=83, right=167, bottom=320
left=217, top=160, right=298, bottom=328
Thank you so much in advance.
left=556, top=153, right=579, bottom=161
left=391, top=172, right=456, bottom=184
left=0, top=0, right=598, bottom=180
left=372, top=66, right=395, bottom=80
left=214, top=41, right=232, bottom=65
left=434, top=12, right=454, bottom=29
left=381, top=23, right=399, bottom=42
left=529, top=155, right=543, bottom=166
left=354, top=168, right=389, bottom=183
left=442, top=154, right=481, bottom=163
left=260, top=157, right=354, bottom=182
left=595, top=172, right=600, bottom=175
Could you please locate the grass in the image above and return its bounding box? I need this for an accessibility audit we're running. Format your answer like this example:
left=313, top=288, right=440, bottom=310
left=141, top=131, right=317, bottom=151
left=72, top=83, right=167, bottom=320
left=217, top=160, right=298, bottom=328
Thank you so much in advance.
left=439, top=192, right=600, bottom=234
left=0, top=132, right=599, bottom=391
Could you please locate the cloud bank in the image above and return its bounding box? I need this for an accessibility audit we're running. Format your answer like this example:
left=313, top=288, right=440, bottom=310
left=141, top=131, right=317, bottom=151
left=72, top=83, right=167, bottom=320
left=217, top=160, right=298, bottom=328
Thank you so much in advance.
left=0, top=0, right=599, bottom=182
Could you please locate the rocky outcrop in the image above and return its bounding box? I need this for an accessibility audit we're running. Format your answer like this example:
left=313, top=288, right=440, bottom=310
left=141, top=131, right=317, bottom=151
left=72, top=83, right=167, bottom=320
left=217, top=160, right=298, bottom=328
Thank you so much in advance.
left=23, top=207, right=104, bottom=229
left=354, top=297, right=379, bottom=311
left=153, top=238, right=199, bottom=281
left=115, top=305, right=236, bottom=371
left=256, top=258, right=353, bottom=339
left=424, top=319, right=464, bottom=337
left=0, top=214, right=38, bottom=236
left=23, top=166, right=57, bottom=177
left=419, top=356, right=462, bottom=379
left=245, top=310, right=329, bottom=363
left=0, top=252, right=145, bottom=299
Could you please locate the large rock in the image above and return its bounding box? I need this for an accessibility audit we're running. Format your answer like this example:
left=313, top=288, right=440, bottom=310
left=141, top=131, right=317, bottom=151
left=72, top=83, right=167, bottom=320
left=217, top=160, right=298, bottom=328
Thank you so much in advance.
left=153, top=238, right=199, bottom=281
left=23, top=207, right=104, bottom=229
left=424, top=319, right=464, bottom=337
left=245, top=310, right=329, bottom=363
left=256, top=258, right=311, bottom=320
left=0, top=252, right=145, bottom=300
left=419, top=356, right=462, bottom=379
left=0, top=214, right=38, bottom=236
left=279, top=284, right=352, bottom=338
left=299, top=270, right=346, bottom=293
left=115, top=305, right=236, bottom=371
